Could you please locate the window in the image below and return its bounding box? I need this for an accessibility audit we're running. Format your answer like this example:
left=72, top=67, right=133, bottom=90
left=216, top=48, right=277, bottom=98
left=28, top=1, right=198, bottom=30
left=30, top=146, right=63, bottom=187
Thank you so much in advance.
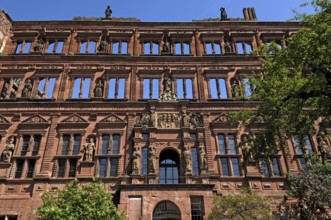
left=112, top=41, right=128, bottom=54
left=98, top=158, right=118, bottom=177
left=112, top=134, right=120, bottom=154
left=31, top=135, right=41, bottom=156
left=210, top=78, right=228, bottom=99
left=54, top=158, right=77, bottom=178
left=110, top=158, right=118, bottom=177
left=261, top=157, right=282, bottom=177
left=176, top=78, right=193, bottom=99
left=0, top=77, right=21, bottom=99
left=14, top=159, right=24, bottom=178
left=72, top=77, right=91, bottom=99
left=99, top=158, right=107, bottom=177
left=191, top=197, right=204, bottom=220
left=108, top=78, right=126, bottom=99
left=60, top=134, right=81, bottom=156
left=72, top=135, right=82, bottom=155
left=21, top=135, right=30, bottom=156
left=57, top=158, right=66, bottom=178
left=20, top=134, right=41, bottom=156
left=242, top=77, right=254, bottom=98
left=79, top=40, right=97, bottom=54
left=293, top=135, right=314, bottom=170
left=159, top=150, right=180, bottom=184
left=61, top=134, right=70, bottom=155
left=142, top=147, right=148, bottom=176
left=36, top=77, right=56, bottom=99
left=205, top=41, right=221, bottom=55
left=26, top=159, right=36, bottom=178
left=142, top=78, right=159, bottom=99
left=190, top=133, right=197, bottom=140
left=191, top=147, right=199, bottom=176
left=142, top=133, right=149, bottom=140
left=101, top=134, right=110, bottom=155
left=0, top=216, right=18, bottom=220
left=15, top=40, right=32, bottom=54
left=47, top=40, right=64, bottom=53
left=174, top=42, right=190, bottom=55
left=144, top=41, right=159, bottom=55
left=68, top=159, right=77, bottom=177
left=236, top=41, right=252, bottom=54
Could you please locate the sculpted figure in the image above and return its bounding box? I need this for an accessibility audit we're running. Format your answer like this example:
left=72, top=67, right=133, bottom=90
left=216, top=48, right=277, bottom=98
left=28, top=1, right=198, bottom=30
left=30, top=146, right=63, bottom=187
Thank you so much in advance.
left=132, top=145, right=141, bottom=172
left=231, top=79, right=240, bottom=98
left=2, top=138, right=15, bottom=163
left=240, top=135, right=253, bottom=163
left=182, top=111, right=191, bottom=127
left=162, top=33, right=171, bottom=53
left=99, top=39, right=108, bottom=52
left=163, top=74, right=172, bottom=92
left=135, top=111, right=151, bottom=127
left=183, top=144, right=192, bottom=173
left=199, top=144, right=208, bottom=170
left=34, top=38, right=44, bottom=52
left=84, top=138, right=95, bottom=162
left=220, top=7, right=228, bottom=20
left=22, top=79, right=33, bottom=98
left=105, top=6, right=112, bottom=19
left=190, top=113, right=203, bottom=128
left=318, top=136, right=330, bottom=160
left=94, top=79, right=104, bottom=97
left=148, top=144, right=157, bottom=174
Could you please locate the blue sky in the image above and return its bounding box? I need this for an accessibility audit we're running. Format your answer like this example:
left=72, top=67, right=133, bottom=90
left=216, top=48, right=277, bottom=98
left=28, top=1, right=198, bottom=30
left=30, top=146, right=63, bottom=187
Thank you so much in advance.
left=1, top=0, right=314, bottom=22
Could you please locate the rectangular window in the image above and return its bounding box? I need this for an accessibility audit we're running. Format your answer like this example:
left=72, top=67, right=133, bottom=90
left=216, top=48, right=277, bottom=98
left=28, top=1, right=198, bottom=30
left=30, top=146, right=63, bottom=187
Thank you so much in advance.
left=32, top=135, right=41, bottom=156
left=142, top=147, right=148, bottom=176
left=99, top=158, right=107, bottom=177
left=220, top=158, right=229, bottom=176
left=15, top=41, right=32, bottom=54
left=232, top=158, right=241, bottom=176
left=190, top=133, right=197, bottom=140
left=243, top=78, right=252, bottom=98
left=72, top=134, right=81, bottom=155
left=26, top=159, right=36, bottom=178
left=190, top=197, right=204, bottom=220
left=142, top=133, right=149, bottom=140
left=68, top=159, right=77, bottom=177
left=112, top=134, right=120, bottom=154
left=101, top=134, right=110, bottom=155
left=261, top=161, right=270, bottom=176
left=15, top=159, right=24, bottom=178
left=112, top=41, right=128, bottom=54
left=299, top=158, right=307, bottom=170
left=37, top=77, right=56, bottom=99
left=271, top=157, right=281, bottom=176
left=0, top=77, right=21, bottom=99
left=47, top=40, right=64, bottom=53
left=176, top=78, right=193, bottom=99
left=191, top=147, right=199, bottom=176
left=236, top=41, right=252, bottom=54
left=294, top=135, right=313, bottom=154
left=80, top=40, right=96, bottom=54
left=110, top=158, right=118, bottom=177
left=61, top=134, right=70, bottom=155
left=174, top=42, right=190, bottom=55
left=108, top=78, right=126, bottom=99
left=217, top=134, right=227, bottom=154
left=21, top=135, right=30, bottom=156
left=228, top=134, right=237, bottom=154
left=57, top=159, right=66, bottom=178
left=144, top=42, right=159, bottom=55
left=205, top=41, right=221, bottom=55
left=143, top=78, right=159, bottom=99
left=72, top=77, right=91, bottom=99
left=210, top=78, right=228, bottom=99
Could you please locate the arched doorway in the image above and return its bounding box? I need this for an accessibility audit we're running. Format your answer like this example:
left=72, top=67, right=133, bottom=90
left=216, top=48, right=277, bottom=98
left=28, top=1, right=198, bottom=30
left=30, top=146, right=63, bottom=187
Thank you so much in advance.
left=159, top=149, right=180, bottom=184
left=153, top=201, right=181, bottom=220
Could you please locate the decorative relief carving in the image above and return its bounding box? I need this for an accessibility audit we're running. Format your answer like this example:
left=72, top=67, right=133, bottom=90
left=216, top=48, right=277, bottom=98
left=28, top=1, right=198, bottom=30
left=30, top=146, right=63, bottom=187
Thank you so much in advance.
left=148, top=143, right=157, bottom=174
left=157, top=113, right=180, bottom=129
left=94, top=78, right=104, bottom=97
left=132, top=144, right=141, bottom=175
left=23, top=114, right=48, bottom=123
left=199, top=144, right=208, bottom=171
left=183, top=144, right=192, bottom=174
left=213, top=112, right=230, bottom=123
left=100, top=114, right=124, bottom=123
left=62, top=114, right=86, bottom=123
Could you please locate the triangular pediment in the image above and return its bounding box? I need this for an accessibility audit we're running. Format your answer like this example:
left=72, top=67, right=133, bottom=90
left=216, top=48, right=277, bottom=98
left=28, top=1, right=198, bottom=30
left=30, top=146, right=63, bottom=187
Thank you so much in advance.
left=0, top=115, right=10, bottom=124
left=21, top=114, right=48, bottom=124
left=61, top=114, right=87, bottom=123
left=212, top=112, right=230, bottom=123
left=100, top=114, right=125, bottom=123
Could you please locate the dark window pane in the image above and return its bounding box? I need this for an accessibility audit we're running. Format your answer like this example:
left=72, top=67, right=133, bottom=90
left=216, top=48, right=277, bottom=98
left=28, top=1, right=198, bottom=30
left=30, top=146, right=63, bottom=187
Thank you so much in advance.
left=21, top=135, right=30, bottom=156
left=57, top=159, right=66, bottom=177
left=68, top=159, right=77, bottom=177
left=15, top=160, right=24, bottom=178
left=112, top=134, right=120, bottom=154
left=191, top=147, right=199, bottom=176
left=190, top=133, right=197, bottom=140
left=261, top=161, right=270, bottom=176
left=110, top=158, right=118, bottom=177
left=228, top=134, right=237, bottom=154
left=191, top=197, right=203, bottom=220
left=220, top=158, right=229, bottom=176
left=142, top=133, right=149, bottom=140
left=32, top=135, right=41, bottom=156
left=99, top=158, right=107, bottom=177
left=26, top=159, right=36, bottom=178
left=304, top=135, right=313, bottom=152
left=62, top=135, right=70, bottom=155
left=271, top=157, right=281, bottom=176
left=72, top=134, right=81, bottom=155
left=232, top=158, right=241, bottom=176
left=101, top=134, right=110, bottom=155
left=142, top=147, right=148, bottom=176
left=218, top=135, right=227, bottom=154
left=299, top=158, right=306, bottom=170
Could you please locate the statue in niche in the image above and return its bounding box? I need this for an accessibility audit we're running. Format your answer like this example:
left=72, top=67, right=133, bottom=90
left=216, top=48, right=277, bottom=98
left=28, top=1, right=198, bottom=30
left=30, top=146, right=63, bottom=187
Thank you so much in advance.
left=34, top=38, right=44, bottom=52
left=22, top=79, right=33, bottom=98
left=231, top=78, right=240, bottom=98
left=105, top=6, right=112, bottom=19
left=135, top=111, right=152, bottom=128
left=317, top=135, right=330, bottom=161
left=99, top=39, right=108, bottom=52
left=199, top=144, right=208, bottom=170
left=189, top=112, right=203, bottom=128
left=150, top=111, right=156, bottom=127
left=183, top=144, right=192, bottom=174
left=158, top=73, right=179, bottom=102
left=240, top=135, right=254, bottom=163
left=163, top=74, right=172, bottom=92
left=148, top=144, right=157, bottom=174
left=94, top=79, right=104, bottom=97
left=162, top=33, right=172, bottom=53
left=220, top=7, right=228, bottom=20
left=2, top=137, right=15, bottom=163
left=182, top=111, right=191, bottom=127
left=132, top=145, right=141, bottom=172
left=224, top=32, right=233, bottom=53
left=84, top=137, right=95, bottom=162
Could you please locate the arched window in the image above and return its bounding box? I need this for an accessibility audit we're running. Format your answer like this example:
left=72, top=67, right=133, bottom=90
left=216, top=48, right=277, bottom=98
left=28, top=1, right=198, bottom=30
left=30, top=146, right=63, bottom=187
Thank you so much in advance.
left=153, top=201, right=181, bottom=220
left=159, top=149, right=179, bottom=184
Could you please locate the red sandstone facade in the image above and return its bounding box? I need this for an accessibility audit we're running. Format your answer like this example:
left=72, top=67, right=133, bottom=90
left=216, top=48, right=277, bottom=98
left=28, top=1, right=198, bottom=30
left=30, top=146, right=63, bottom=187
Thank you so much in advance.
left=0, top=8, right=327, bottom=220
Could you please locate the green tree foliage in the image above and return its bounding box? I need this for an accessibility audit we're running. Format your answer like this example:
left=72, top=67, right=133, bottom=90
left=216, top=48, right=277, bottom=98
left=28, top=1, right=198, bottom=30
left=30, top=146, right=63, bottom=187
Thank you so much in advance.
left=280, top=161, right=331, bottom=219
left=34, top=179, right=125, bottom=220
left=233, top=0, right=331, bottom=163
left=207, top=188, right=272, bottom=220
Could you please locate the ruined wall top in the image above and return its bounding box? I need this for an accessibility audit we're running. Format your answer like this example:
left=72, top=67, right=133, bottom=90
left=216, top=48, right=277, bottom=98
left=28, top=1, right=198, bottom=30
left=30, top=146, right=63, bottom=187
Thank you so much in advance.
left=0, top=10, right=12, bottom=35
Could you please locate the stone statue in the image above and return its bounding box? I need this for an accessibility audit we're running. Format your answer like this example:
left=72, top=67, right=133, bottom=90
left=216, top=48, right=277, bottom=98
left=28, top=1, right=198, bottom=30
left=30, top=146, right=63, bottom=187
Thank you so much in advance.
left=163, top=74, right=172, bottom=92
left=182, top=111, right=191, bottom=127
left=94, top=79, right=104, bottom=97
left=199, top=144, right=208, bottom=170
left=162, top=33, right=171, bottom=53
left=132, top=145, right=141, bottom=172
left=150, top=111, right=156, bottom=127
left=183, top=144, right=192, bottom=174
left=224, top=40, right=232, bottom=53
left=189, top=112, right=203, bottom=128
left=34, top=38, right=44, bottom=52
left=22, top=79, right=33, bottom=98
left=231, top=79, right=240, bottom=98
left=220, top=7, right=228, bottom=20
left=148, top=144, right=157, bottom=174
left=317, top=136, right=330, bottom=161
left=135, top=111, right=152, bottom=127
left=84, top=137, right=95, bottom=162
left=2, top=138, right=15, bottom=163
left=105, top=6, right=112, bottom=19
left=99, top=39, right=108, bottom=52
left=158, top=73, right=179, bottom=102
left=240, top=135, right=253, bottom=163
